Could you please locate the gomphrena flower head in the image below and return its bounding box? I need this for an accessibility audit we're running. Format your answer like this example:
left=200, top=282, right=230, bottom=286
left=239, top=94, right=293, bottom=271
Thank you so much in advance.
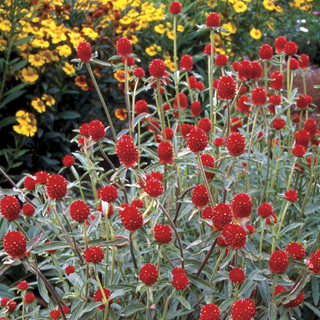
left=257, top=202, right=273, bottom=218
left=1, top=298, right=17, bottom=312
left=77, top=42, right=92, bottom=62
left=198, top=117, right=212, bottom=134
left=270, top=70, right=284, bottom=90
left=200, top=303, right=221, bottom=320
left=149, top=59, right=166, bottom=78
left=229, top=268, right=245, bottom=284
left=289, top=58, right=299, bottom=70
left=135, top=100, right=149, bottom=115
left=294, top=129, right=310, bottom=148
left=94, top=288, right=113, bottom=310
left=222, top=224, right=247, bottom=250
left=272, top=118, right=285, bottom=130
left=162, top=127, right=174, bottom=140
left=62, top=155, right=75, bottom=167
left=206, top=12, right=220, bottom=28
left=98, top=185, right=118, bottom=203
left=24, top=176, right=36, bottom=190
left=131, top=199, right=144, bottom=208
left=269, top=250, right=289, bottom=273
left=116, top=37, right=132, bottom=56
left=24, top=293, right=35, bottom=304
left=144, top=179, right=164, bottom=197
left=202, top=206, right=214, bottom=219
left=292, top=144, right=306, bottom=157
left=286, top=242, right=305, bottom=261
left=169, top=1, right=182, bottom=14
left=174, top=92, right=188, bottom=109
left=180, top=54, right=193, bottom=71
left=88, top=120, right=105, bottom=141
left=83, top=246, right=104, bottom=263
left=154, top=224, right=173, bottom=243
left=50, top=309, right=61, bottom=319
left=122, top=56, right=135, bottom=66
left=172, top=273, right=189, bottom=290
left=285, top=291, right=304, bottom=308
left=17, top=281, right=29, bottom=291
left=251, top=61, right=262, bottom=80
left=116, top=134, right=140, bottom=167
left=237, top=96, right=250, bottom=113
left=3, top=231, right=26, bottom=259
left=133, top=67, right=145, bottom=78
left=201, top=153, right=215, bottom=181
left=187, top=128, right=208, bottom=153
left=212, top=203, right=232, bottom=231
left=35, top=171, right=50, bottom=184
left=191, top=101, right=201, bottom=117
left=119, top=205, right=143, bottom=231
left=230, top=117, right=242, bottom=133
left=305, top=249, right=320, bottom=274
left=46, top=174, right=67, bottom=199
left=215, top=54, right=228, bottom=66
left=284, top=41, right=298, bottom=56
left=246, top=224, right=255, bottom=234
left=79, top=123, right=90, bottom=137
left=139, top=264, right=158, bottom=285
left=304, top=118, right=317, bottom=137
left=181, top=123, right=195, bottom=138
left=204, top=43, right=216, bottom=55
left=231, top=298, right=256, bottom=320
left=0, top=195, right=20, bottom=220
left=238, top=60, right=253, bottom=81
left=299, top=54, right=309, bottom=70
left=297, top=94, right=312, bottom=109
left=217, top=75, right=236, bottom=100
left=69, top=200, right=90, bottom=222
left=191, top=185, right=209, bottom=208
left=157, top=140, right=174, bottom=164
left=65, top=265, right=75, bottom=276
left=275, top=36, right=287, bottom=53
left=227, top=132, right=246, bottom=157
left=259, top=44, right=273, bottom=60
left=251, top=87, right=266, bottom=106
left=232, top=193, right=252, bottom=219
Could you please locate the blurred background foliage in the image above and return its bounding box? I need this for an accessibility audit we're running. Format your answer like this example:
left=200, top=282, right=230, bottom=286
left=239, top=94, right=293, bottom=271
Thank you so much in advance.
left=0, top=0, right=319, bottom=183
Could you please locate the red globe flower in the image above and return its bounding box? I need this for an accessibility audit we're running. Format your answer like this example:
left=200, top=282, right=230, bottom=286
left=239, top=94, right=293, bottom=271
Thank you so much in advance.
left=232, top=193, right=252, bottom=219
left=62, top=155, right=75, bottom=167
left=259, top=44, right=273, bottom=60
left=62, top=306, right=70, bottom=314
left=69, top=200, right=90, bottom=222
left=269, top=250, right=289, bottom=273
left=222, top=224, right=247, bottom=250
left=206, top=12, right=220, bottom=28
left=79, top=123, right=90, bottom=137
left=83, top=246, right=104, bottom=263
left=162, top=127, right=174, bottom=140
left=202, top=206, right=214, bottom=219
left=149, top=59, right=166, bottom=78
left=257, top=131, right=264, bottom=139
left=227, top=132, right=246, bottom=157
left=94, top=288, right=113, bottom=310
left=289, top=57, right=299, bottom=70
left=292, top=145, right=306, bottom=157
left=305, top=249, right=320, bottom=274
left=188, top=76, right=197, bottom=88
left=3, top=231, right=26, bottom=259
left=119, top=205, right=143, bottom=231
left=246, top=224, right=255, bottom=234
left=275, top=36, right=287, bottom=53
left=191, top=101, right=201, bottom=117
left=131, top=199, right=144, bottom=209
left=135, top=100, right=149, bottom=115
left=272, top=118, right=286, bottom=130
left=191, top=185, right=209, bottom=208
left=286, top=242, right=305, bottom=261
left=116, top=37, right=131, bottom=56
left=77, top=42, right=92, bottom=62
left=215, top=54, right=228, bottom=66
left=187, top=128, right=208, bottom=153
left=251, top=61, right=263, bottom=80
left=24, top=176, right=36, bottom=190
left=144, top=179, right=164, bottom=197
left=169, top=1, right=182, bottom=14
left=217, top=75, right=236, bottom=100
left=181, top=123, right=195, bottom=138
left=304, top=118, right=317, bottom=137
left=285, top=291, right=304, bottom=308
left=200, top=303, right=221, bottom=320
left=116, top=134, right=140, bottom=167
left=229, top=268, right=245, bottom=284
left=284, top=189, right=298, bottom=202
left=270, top=70, right=284, bottom=90
left=201, top=153, right=215, bottom=181
left=294, top=129, right=310, bottom=147
left=0, top=195, right=20, bottom=220
left=35, top=171, right=50, bottom=184
left=46, top=174, right=67, bottom=199
left=217, top=236, right=228, bottom=247
left=275, top=284, right=286, bottom=296
left=297, top=94, right=312, bottom=109
left=98, top=185, right=118, bottom=203
left=133, top=67, right=145, bottom=78
left=198, top=117, right=212, bottom=134
left=24, top=293, right=35, bottom=304
left=212, top=203, right=232, bottom=231
left=204, top=43, right=216, bottom=55
left=293, top=114, right=300, bottom=123
left=65, top=265, right=76, bottom=276
left=122, top=56, right=135, bottom=66
left=231, top=298, right=256, bottom=320
left=154, top=224, right=173, bottom=243
left=50, top=310, right=61, bottom=319
left=0, top=298, right=16, bottom=312
left=231, top=61, right=240, bottom=71
left=238, top=60, right=253, bottom=81
left=269, top=94, right=281, bottom=106
left=89, top=120, right=105, bottom=141
left=180, top=54, right=193, bottom=71
left=172, top=267, right=185, bottom=276
left=299, top=54, right=309, bottom=70
left=172, top=273, right=189, bottom=290
left=252, top=87, right=266, bottom=106
left=284, top=41, right=298, bottom=56
left=258, top=202, right=273, bottom=218
left=158, top=140, right=174, bottom=164
left=139, top=264, right=158, bottom=285
left=237, top=96, right=250, bottom=113
left=174, top=92, right=188, bottom=109
left=230, top=117, right=242, bottom=133
left=17, top=281, right=29, bottom=291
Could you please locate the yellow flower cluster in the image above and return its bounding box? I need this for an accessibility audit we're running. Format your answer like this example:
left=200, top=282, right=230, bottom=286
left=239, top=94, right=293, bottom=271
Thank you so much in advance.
left=145, top=44, right=162, bottom=56
left=13, top=110, right=37, bottom=137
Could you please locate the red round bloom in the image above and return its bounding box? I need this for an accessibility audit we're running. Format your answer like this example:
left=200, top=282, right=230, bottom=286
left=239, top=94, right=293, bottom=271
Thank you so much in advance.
left=2, top=299, right=16, bottom=312
left=232, top=193, right=252, bottom=219
left=149, top=59, right=166, bottom=78
left=215, top=54, right=228, bottom=66
left=174, top=92, right=188, bottom=109
left=116, top=134, right=140, bottom=167
left=212, top=79, right=220, bottom=89
left=131, top=199, right=144, bottom=209
left=139, top=264, right=158, bottom=285
left=259, top=44, right=273, bottom=60
left=202, top=206, right=214, bottom=219
left=252, top=87, right=266, bottom=106
left=46, top=174, right=67, bottom=199
left=24, top=293, right=35, bottom=304
left=269, top=250, right=289, bottom=273
left=292, top=145, right=306, bottom=157
left=89, top=120, right=105, bottom=141
left=188, top=76, right=197, bottom=88
left=273, top=118, right=286, bottom=130
left=275, top=285, right=286, bottom=296
left=98, top=185, right=118, bottom=203
left=200, top=303, right=221, bottom=320
left=162, top=127, right=174, bottom=140
left=222, top=224, right=247, bottom=250
left=3, top=231, right=26, bottom=259
left=294, top=129, right=310, bottom=147
left=169, top=1, right=182, bottom=14
left=62, top=155, right=75, bottom=167
left=196, top=81, right=204, bottom=92
left=191, top=101, right=201, bottom=117
left=305, top=249, right=320, bottom=274
left=230, top=117, right=242, bottom=133
left=144, top=179, right=164, bottom=197
left=187, top=128, right=208, bottom=153
left=229, top=268, right=245, bottom=284
left=258, top=202, right=273, bottom=218
left=83, top=246, right=104, bottom=263
left=24, top=176, right=36, bottom=190
left=50, top=309, right=61, bottom=319
left=238, top=60, right=253, bottom=81
left=285, top=189, right=298, bottom=202
left=286, top=242, right=305, bottom=261
left=231, top=299, right=256, bottom=320
left=237, top=96, right=250, bottom=113
left=172, top=273, right=189, bottom=290
left=181, top=123, right=194, bottom=138
left=297, top=94, right=312, bottom=109
left=97, top=203, right=114, bottom=217
left=204, top=43, right=215, bottom=55
left=163, top=103, right=170, bottom=112
left=251, top=61, right=263, bottom=80
left=201, top=153, right=215, bottom=181
left=270, top=70, right=284, bottom=90
left=289, top=57, right=299, bottom=70
left=293, top=114, right=300, bottom=123
left=240, top=85, right=247, bottom=95
left=227, top=132, right=246, bottom=157
left=35, top=171, right=50, bottom=184
left=198, top=117, right=212, bottom=134
left=275, top=36, right=287, bottom=53
left=299, top=54, right=309, bottom=70
left=206, top=12, right=220, bottom=28
left=285, top=291, right=304, bottom=308
left=231, top=61, right=240, bottom=72
left=77, top=42, right=92, bottom=62
left=217, top=236, right=228, bottom=247
left=119, top=205, right=143, bottom=231
left=135, top=100, right=149, bottom=115
left=257, top=131, right=264, bottom=140
left=116, top=37, right=131, bottom=56
left=172, top=267, right=185, bottom=276
left=284, top=41, right=298, bottom=56
left=191, top=185, right=209, bottom=208
left=269, top=94, right=281, bottom=106
left=79, top=123, right=90, bottom=137
left=17, top=281, right=29, bottom=291
left=94, top=288, right=113, bottom=310
left=217, top=75, right=236, bottom=100
left=0, top=195, right=20, bottom=220
left=212, top=203, right=232, bottom=231
left=62, top=306, right=70, bottom=314
left=304, top=118, right=317, bottom=137
left=154, top=224, right=173, bottom=243
left=157, top=140, right=174, bottom=164
left=122, top=56, right=135, bottom=66
left=69, top=200, right=90, bottom=222
left=180, top=54, right=193, bottom=71
left=133, top=67, right=145, bottom=78
left=246, top=224, right=255, bottom=234
left=65, top=265, right=75, bottom=276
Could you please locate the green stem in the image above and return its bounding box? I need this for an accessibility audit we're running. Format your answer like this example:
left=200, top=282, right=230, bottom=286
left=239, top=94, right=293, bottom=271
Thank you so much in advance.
left=271, top=273, right=277, bottom=303
left=131, top=79, right=139, bottom=133
left=84, top=139, right=98, bottom=200
left=71, top=166, right=85, bottom=202
left=95, top=273, right=109, bottom=320
left=124, top=57, right=132, bottom=136
left=161, top=289, right=176, bottom=320
left=104, top=205, right=110, bottom=287
left=259, top=222, right=265, bottom=269
left=129, top=231, right=138, bottom=269
left=286, top=58, right=291, bottom=128
left=261, top=128, right=271, bottom=204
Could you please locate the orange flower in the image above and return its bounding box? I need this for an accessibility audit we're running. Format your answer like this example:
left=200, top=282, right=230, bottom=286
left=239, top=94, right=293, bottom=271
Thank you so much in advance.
left=115, top=108, right=127, bottom=120
left=114, top=70, right=126, bottom=83
left=75, top=75, right=89, bottom=91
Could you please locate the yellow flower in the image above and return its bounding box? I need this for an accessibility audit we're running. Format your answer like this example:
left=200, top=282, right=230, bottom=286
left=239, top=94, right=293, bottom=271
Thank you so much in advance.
left=177, top=25, right=184, bottom=32
left=82, top=27, right=99, bottom=40
left=114, top=70, right=126, bottom=82
left=250, top=28, right=262, bottom=40
left=115, top=108, right=127, bottom=120
left=28, top=54, right=46, bottom=67
left=50, top=32, right=67, bottom=44
left=62, top=62, right=76, bottom=76
left=21, top=67, right=39, bottom=84
left=130, top=35, right=138, bottom=44
left=145, top=45, right=157, bottom=56
left=14, top=112, right=37, bottom=137
left=274, top=5, right=283, bottom=12
left=221, top=23, right=237, bottom=35
left=166, top=22, right=172, bottom=28
left=263, top=0, right=275, bottom=10
left=56, top=45, right=72, bottom=58
left=16, top=110, right=31, bottom=125
left=127, top=9, right=139, bottom=18
left=0, top=39, right=7, bottom=51
left=120, top=16, right=132, bottom=24
left=31, top=97, right=46, bottom=113
left=41, top=94, right=55, bottom=106
left=167, top=30, right=174, bottom=40
left=31, top=39, right=50, bottom=48
left=234, top=1, right=247, bottom=13
left=0, top=20, right=11, bottom=32
left=154, top=24, right=166, bottom=34
left=267, top=22, right=274, bottom=31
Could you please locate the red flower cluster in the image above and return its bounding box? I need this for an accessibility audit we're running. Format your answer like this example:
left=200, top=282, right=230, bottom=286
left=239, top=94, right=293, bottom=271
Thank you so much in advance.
left=144, top=179, right=164, bottom=197
left=133, top=67, right=145, bottom=78
left=299, top=54, right=309, bottom=70
left=201, top=153, right=215, bottom=181
left=116, top=37, right=131, bottom=56
left=200, top=303, right=221, bottom=320
left=231, top=299, right=256, bottom=320
left=259, top=44, right=273, bottom=60
left=294, top=129, right=310, bottom=147
left=89, top=120, right=105, bottom=141
left=17, top=281, right=29, bottom=291
left=213, top=137, right=225, bottom=147
left=174, top=92, right=188, bottom=109
left=135, top=100, right=148, bottom=115
left=98, top=185, right=118, bottom=203
left=62, top=155, right=75, bottom=167
left=269, top=250, right=289, bottom=273
left=215, top=54, right=228, bottom=66
left=230, top=117, right=242, bottom=133
left=94, top=288, right=113, bottom=309
left=305, top=249, right=320, bottom=274
left=139, top=264, right=158, bottom=285
left=119, top=205, right=143, bottom=231
left=206, top=12, right=220, bottom=28
left=222, top=224, right=247, bottom=250
left=191, top=185, right=209, bottom=208
left=162, top=127, right=174, bottom=140
left=286, top=242, right=305, bottom=261
left=198, top=117, right=212, bottom=134
left=46, top=174, right=67, bottom=199
left=292, top=145, right=306, bottom=157
left=284, top=41, right=298, bottom=56
left=171, top=267, right=189, bottom=290
left=289, top=58, right=299, bottom=70
left=149, top=59, right=166, bottom=78
left=0, top=195, right=20, bottom=220
left=169, top=1, right=182, bottom=14
left=297, top=94, right=312, bottom=109
left=270, top=71, right=284, bottom=90
left=273, top=118, right=285, bottom=130
left=50, top=310, right=61, bottom=319
left=232, top=193, right=252, bottom=219
left=77, top=42, right=92, bottom=62
left=180, top=54, right=193, bottom=71
left=229, top=267, right=245, bottom=284
left=202, top=206, right=214, bottom=219
left=69, top=200, right=90, bottom=222
left=304, top=118, right=317, bottom=136
left=83, top=246, right=104, bottom=263
left=212, top=203, right=232, bottom=231
left=154, top=224, right=173, bottom=243
left=187, top=128, right=208, bottom=153
left=1, top=298, right=16, bottom=312
left=191, top=101, right=201, bottom=117
left=3, top=231, right=26, bottom=259
left=24, top=176, right=36, bottom=190
left=258, top=202, right=273, bottom=218
left=65, top=265, right=76, bottom=276
left=252, top=87, right=266, bottom=106
left=35, top=171, right=50, bottom=184
left=25, top=293, right=35, bottom=304
left=116, top=134, right=140, bottom=167
left=204, top=43, right=216, bottom=55
left=275, top=36, right=287, bottom=53
left=217, top=75, right=236, bottom=100
left=227, top=132, right=246, bottom=157
left=237, top=96, right=250, bottom=113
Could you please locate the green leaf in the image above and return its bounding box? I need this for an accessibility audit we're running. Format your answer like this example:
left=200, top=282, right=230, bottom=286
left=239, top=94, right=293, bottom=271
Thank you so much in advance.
left=312, top=276, right=320, bottom=305
left=37, top=276, right=49, bottom=303
left=174, top=295, right=191, bottom=310
left=0, top=90, right=27, bottom=109
left=32, top=241, right=70, bottom=253
left=9, top=60, right=27, bottom=73
left=14, top=35, right=36, bottom=46
left=268, top=302, right=277, bottom=319
left=0, top=116, right=16, bottom=129
left=188, top=274, right=215, bottom=292
left=304, top=302, right=320, bottom=317
left=69, top=300, right=86, bottom=320
left=57, top=111, right=81, bottom=120
left=219, top=298, right=234, bottom=311
left=122, top=303, right=146, bottom=316
left=279, top=222, right=303, bottom=237
left=304, top=201, right=320, bottom=215
left=80, top=302, right=102, bottom=314
left=134, top=112, right=149, bottom=127
left=3, top=82, right=29, bottom=97
left=283, top=273, right=310, bottom=304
